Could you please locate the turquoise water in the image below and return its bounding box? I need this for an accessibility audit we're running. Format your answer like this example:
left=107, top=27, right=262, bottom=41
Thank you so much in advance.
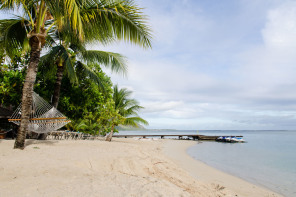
left=118, top=130, right=296, bottom=197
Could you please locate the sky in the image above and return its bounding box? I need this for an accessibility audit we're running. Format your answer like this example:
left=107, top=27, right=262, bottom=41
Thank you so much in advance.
left=1, top=0, right=296, bottom=130
left=98, top=0, right=296, bottom=130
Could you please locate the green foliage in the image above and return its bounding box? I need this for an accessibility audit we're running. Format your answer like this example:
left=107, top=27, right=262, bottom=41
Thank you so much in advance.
left=95, top=99, right=125, bottom=135
left=36, top=62, right=113, bottom=119
left=39, top=41, right=127, bottom=86
left=64, top=99, right=124, bottom=136
left=36, top=59, right=123, bottom=136
left=0, top=0, right=152, bottom=55
left=64, top=118, right=86, bottom=132
left=0, top=46, right=122, bottom=135
left=0, top=0, right=152, bottom=137
left=0, top=51, right=28, bottom=108
left=0, top=18, right=30, bottom=58
left=0, top=66, right=25, bottom=108
left=67, top=112, right=101, bottom=135
left=113, top=84, right=148, bottom=128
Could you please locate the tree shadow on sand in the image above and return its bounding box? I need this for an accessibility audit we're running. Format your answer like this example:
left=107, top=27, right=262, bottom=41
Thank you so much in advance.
left=25, top=139, right=59, bottom=147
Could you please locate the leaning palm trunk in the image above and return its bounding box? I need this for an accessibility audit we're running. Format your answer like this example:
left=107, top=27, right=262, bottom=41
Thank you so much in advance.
left=52, top=65, right=64, bottom=108
left=14, top=36, right=41, bottom=149
left=105, top=125, right=115, bottom=142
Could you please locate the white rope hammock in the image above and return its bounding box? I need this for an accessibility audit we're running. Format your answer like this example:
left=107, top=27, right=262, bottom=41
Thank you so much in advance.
left=8, top=92, right=71, bottom=133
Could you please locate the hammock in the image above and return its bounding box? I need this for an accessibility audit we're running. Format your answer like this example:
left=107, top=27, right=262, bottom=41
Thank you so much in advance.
left=8, top=92, right=71, bottom=133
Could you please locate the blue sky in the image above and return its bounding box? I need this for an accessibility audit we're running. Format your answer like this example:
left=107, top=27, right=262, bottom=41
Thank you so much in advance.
left=1, top=0, right=296, bottom=130
left=100, top=0, right=296, bottom=130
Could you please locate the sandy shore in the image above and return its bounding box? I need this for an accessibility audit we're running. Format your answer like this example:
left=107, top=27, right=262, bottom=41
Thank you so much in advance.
left=0, top=138, right=281, bottom=197
left=163, top=140, right=282, bottom=197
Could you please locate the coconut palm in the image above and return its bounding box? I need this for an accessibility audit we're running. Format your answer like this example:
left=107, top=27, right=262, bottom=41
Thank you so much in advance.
left=40, top=39, right=127, bottom=108
left=106, top=84, right=148, bottom=141
left=0, top=0, right=152, bottom=149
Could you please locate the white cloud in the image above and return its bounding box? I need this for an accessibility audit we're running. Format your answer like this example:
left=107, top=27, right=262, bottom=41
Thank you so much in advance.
left=98, top=0, right=296, bottom=130
left=233, top=1, right=296, bottom=109
left=262, top=1, right=296, bottom=48
left=143, top=101, right=184, bottom=113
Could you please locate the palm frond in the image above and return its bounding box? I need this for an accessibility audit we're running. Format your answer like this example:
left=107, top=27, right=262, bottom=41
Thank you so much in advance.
left=40, top=45, right=63, bottom=64
left=125, top=104, right=143, bottom=115
left=0, top=18, right=29, bottom=58
left=123, top=116, right=149, bottom=127
left=75, top=61, right=104, bottom=89
left=0, top=0, right=23, bottom=9
left=80, top=50, right=127, bottom=75
left=48, top=44, right=77, bottom=84
left=112, top=84, right=148, bottom=127
left=46, top=0, right=85, bottom=40
left=61, top=47, right=77, bottom=84
left=38, top=45, right=65, bottom=79
left=79, top=0, right=152, bottom=48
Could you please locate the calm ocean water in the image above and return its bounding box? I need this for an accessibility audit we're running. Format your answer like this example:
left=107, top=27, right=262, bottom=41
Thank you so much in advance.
left=118, top=130, right=296, bottom=197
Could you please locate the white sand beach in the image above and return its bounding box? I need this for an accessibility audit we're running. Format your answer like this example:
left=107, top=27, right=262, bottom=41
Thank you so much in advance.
left=0, top=138, right=281, bottom=197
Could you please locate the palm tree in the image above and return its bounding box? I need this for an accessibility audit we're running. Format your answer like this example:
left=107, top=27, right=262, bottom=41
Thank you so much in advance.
left=40, top=40, right=127, bottom=108
left=106, top=85, right=148, bottom=141
left=0, top=0, right=152, bottom=149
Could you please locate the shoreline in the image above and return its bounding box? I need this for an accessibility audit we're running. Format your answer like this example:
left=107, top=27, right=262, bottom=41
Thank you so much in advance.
left=0, top=138, right=282, bottom=196
left=162, top=139, right=282, bottom=197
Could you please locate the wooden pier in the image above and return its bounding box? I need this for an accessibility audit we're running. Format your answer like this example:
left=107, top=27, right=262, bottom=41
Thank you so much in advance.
left=113, top=134, right=243, bottom=141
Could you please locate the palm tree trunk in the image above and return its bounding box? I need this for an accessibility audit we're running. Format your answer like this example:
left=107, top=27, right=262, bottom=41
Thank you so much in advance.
left=38, top=64, right=63, bottom=141
left=14, top=36, right=41, bottom=149
left=105, top=125, right=115, bottom=142
left=52, top=65, right=64, bottom=108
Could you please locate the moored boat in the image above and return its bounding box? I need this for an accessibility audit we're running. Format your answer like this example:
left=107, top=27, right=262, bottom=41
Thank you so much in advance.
left=230, top=137, right=245, bottom=143
left=216, top=136, right=245, bottom=143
